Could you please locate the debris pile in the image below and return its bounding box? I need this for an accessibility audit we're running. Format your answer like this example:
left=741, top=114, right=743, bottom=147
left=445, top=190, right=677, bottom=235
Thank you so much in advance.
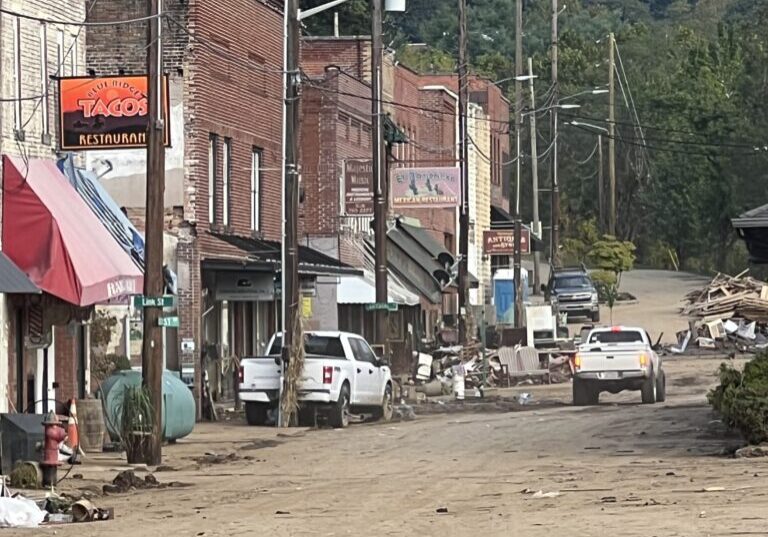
left=676, top=271, right=768, bottom=353
left=102, top=469, right=186, bottom=494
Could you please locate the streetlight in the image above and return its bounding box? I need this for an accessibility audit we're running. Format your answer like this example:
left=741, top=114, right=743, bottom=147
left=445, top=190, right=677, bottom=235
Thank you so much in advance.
left=560, top=88, right=609, bottom=102
left=281, top=0, right=406, bottom=427
left=523, top=103, right=580, bottom=117
left=569, top=120, right=608, bottom=133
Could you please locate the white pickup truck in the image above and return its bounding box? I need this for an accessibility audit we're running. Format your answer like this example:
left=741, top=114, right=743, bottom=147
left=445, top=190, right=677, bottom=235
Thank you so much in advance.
left=573, top=326, right=666, bottom=406
left=238, top=331, right=393, bottom=428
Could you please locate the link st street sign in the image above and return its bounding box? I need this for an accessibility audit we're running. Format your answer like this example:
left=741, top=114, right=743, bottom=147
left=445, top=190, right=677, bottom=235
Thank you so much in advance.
left=133, top=295, right=174, bottom=308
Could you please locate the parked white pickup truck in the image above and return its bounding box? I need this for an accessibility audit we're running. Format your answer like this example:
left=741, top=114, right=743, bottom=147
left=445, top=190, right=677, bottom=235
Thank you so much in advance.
left=573, top=326, right=665, bottom=405
left=238, top=331, right=393, bottom=428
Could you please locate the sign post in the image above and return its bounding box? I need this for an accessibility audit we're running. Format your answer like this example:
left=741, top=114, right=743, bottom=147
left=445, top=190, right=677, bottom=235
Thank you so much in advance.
left=133, top=295, right=175, bottom=308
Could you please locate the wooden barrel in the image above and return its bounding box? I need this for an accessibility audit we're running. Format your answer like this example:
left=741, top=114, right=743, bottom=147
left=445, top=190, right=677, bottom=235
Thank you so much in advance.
left=78, top=398, right=106, bottom=453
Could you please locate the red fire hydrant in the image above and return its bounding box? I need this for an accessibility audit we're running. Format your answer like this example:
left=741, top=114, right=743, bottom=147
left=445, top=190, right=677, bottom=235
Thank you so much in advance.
left=41, top=410, right=66, bottom=487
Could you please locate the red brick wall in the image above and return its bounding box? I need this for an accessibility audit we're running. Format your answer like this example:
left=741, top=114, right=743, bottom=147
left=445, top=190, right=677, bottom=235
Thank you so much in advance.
left=301, top=37, right=371, bottom=82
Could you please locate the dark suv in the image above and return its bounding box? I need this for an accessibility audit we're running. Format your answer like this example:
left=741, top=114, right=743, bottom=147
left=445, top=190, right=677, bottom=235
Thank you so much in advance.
left=544, top=267, right=600, bottom=322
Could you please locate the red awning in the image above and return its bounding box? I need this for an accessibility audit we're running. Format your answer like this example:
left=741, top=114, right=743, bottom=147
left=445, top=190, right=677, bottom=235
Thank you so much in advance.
left=2, top=155, right=143, bottom=306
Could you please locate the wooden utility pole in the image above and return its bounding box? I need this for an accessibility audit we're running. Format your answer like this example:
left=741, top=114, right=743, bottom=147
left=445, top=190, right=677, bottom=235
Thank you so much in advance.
left=372, top=0, right=388, bottom=350
left=143, top=0, right=165, bottom=465
left=527, top=57, right=541, bottom=296
left=457, top=0, right=470, bottom=343
left=598, top=134, right=605, bottom=232
left=550, top=0, right=560, bottom=266
left=513, top=0, right=523, bottom=328
left=608, top=32, right=617, bottom=236
left=279, top=0, right=301, bottom=426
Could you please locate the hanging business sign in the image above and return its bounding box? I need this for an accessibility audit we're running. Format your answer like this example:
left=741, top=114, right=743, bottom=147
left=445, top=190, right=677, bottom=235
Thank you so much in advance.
left=483, top=229, right=531, bottom=255
left=344, top=159, right=374, bottom=215
left=58, top=75, right=170, bottom=150
left=390, top=167, right=461, bottom=208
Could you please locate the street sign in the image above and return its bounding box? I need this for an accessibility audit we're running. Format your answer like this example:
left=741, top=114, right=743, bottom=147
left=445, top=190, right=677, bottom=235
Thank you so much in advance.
left=133, top=295, right=174, bottom=308
left=365, top=302, right=399, bottom=312
left=158, top=316, right=180, bottom=328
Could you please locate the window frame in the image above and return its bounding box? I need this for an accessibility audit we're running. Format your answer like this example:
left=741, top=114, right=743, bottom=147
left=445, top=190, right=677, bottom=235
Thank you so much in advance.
left=39, top=23, right=50, bottom=141
left=208, top=134, right=218, bottom=225
left=13, top=16, right=22, bottom=133
left=250, top=147, right=262, bottom=233
left=222, top=137, right=232, bottom=226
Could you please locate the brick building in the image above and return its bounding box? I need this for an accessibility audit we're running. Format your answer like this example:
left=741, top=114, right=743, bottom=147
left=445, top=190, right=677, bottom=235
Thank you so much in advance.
left=0, top=1, right=95, bottom=414
left=85, top=0, right=356, bottom=413
left=301, top=36, right=506, bottom=356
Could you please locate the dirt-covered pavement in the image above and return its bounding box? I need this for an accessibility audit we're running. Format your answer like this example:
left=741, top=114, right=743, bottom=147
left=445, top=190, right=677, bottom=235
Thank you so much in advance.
left=23, top=354, right=766, bottom=537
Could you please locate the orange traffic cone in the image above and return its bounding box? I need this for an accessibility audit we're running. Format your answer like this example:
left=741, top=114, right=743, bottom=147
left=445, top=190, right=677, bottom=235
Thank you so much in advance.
left=66, top=398, right=79, bottom=453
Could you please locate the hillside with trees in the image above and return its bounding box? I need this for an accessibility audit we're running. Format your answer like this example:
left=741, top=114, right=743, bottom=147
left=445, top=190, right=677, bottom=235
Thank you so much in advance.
left=302, top=0, right=768, bottom=275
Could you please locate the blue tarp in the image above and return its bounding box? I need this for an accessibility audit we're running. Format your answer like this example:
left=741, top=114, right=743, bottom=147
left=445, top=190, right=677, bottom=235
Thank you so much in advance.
left=58, top=155, right=145, bottom=271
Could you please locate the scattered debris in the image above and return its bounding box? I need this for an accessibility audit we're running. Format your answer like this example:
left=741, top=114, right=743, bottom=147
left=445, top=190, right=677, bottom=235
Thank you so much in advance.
left=102, top=469, right=185, bottom=494
left=195, top=452, right=240, bottom=465
left=0, top=497, right=46, bottom=528
left=676, top=272, right=768, bottom=354
left=735, top=445, right=768, bottom=458
left=531, top=490, right=561, bottom=499
left=436, top=507, right=449, bottom=513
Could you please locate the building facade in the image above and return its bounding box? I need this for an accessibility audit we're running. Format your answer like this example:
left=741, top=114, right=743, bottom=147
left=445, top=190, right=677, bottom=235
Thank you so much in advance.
left=0, top=1, right=90, bottom=413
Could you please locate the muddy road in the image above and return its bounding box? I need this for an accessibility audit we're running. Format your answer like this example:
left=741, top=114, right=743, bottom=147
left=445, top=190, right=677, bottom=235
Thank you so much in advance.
left=23, top=355, right=765, bottom=537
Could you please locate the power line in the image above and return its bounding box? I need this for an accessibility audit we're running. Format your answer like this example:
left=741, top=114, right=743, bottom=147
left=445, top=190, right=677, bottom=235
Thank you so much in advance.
left=303, top=78, right=514, bottom=127
left=566, top=115, right=767, bottom=150
left=575, top=140, right=599, bottom=165
left=561, top=111, right=762, bottom=145
left=1, top=7, right=164, bottom=27
left=165, top=15, right=286, bottom=75
left=20, top=0, right=101, bottom=133
left=568, top=122, right=766, bottom=157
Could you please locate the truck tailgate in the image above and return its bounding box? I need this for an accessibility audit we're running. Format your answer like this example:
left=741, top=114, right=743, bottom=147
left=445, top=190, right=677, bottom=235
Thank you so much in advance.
left=579, top=346, right=647, bottom=372
left=240, top=358, right=281, bottom=391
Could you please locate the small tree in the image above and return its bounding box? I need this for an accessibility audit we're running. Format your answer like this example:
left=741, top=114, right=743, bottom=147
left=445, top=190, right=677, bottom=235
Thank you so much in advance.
left=588, top=236, right=636, bottom=323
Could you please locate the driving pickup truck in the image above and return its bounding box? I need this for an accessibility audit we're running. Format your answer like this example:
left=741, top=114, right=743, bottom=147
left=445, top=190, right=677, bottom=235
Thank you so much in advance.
left=573, top=326, right=665, bottom=405
left=238, top=331, right=393, bottom=428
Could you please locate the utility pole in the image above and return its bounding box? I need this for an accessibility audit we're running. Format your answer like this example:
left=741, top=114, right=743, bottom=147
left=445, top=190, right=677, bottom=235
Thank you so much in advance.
left=143, top=0, right=165, bottom=465
left=550, top=0, right=560, bottom=267
left=527, top=57, right=541, bottom=296
left=513, top=0, right=523, bottom=328
left=597, top=134, right=605, bottom=232
left=372, top=0, right=388, bottom=350
left=279, top=0, right=301, bottom=426
left=607, top=32, right=617, bottom=236
left=457, top=0, right=470, bottom=343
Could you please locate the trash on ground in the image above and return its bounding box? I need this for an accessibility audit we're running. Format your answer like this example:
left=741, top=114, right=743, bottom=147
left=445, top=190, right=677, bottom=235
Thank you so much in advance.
left=0, top=496, right=46, bottom=528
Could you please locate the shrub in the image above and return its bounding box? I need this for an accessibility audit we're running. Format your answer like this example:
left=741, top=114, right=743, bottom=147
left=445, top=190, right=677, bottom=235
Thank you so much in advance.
left=708, top=352, right=768, bottom=444
left=590, top=270, right=617, bottom=301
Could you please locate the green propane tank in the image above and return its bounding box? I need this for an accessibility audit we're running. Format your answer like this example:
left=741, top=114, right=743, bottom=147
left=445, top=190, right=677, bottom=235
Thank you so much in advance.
left=99, top=370, right=195, bottom=442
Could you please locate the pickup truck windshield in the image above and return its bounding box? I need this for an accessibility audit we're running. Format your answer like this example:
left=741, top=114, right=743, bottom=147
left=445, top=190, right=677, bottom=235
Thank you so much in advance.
left=555, top=276, right=592, bottom=289
left=589, top=331, right=644, bottom=344
left=267, top=335, right=346, bottom=358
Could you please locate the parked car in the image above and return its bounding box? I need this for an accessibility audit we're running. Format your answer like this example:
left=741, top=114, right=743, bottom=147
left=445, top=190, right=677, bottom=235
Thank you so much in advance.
left=543, top=266, right=600, bottom=322
left=573, top=326, right=665, bottom=405
left=238, top=331, right=393, bottom=428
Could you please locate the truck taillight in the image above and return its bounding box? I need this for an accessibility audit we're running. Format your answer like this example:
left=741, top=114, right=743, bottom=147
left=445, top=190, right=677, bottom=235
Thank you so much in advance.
left=323, top=366, right=333, bottom=385
left=574, top=354, right=582, bottom=369
left=238, top=365, right=244, bottom=384
left=639, top=353, right=648, bottom=367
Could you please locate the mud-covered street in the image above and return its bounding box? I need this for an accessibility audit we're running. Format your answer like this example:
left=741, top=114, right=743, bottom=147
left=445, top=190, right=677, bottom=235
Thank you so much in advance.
left=18, top=355, right=762, bottom=537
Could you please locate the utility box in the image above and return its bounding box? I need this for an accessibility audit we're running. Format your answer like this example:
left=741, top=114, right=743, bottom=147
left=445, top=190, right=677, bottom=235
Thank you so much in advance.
left=492, top=268, right=529, bottom=325
left=0, top=414, right=45, bottom=475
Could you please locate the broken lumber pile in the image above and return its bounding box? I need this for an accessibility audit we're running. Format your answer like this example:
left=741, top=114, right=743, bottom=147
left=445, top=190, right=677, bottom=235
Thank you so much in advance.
left=682, top=271, right=768, bottom=322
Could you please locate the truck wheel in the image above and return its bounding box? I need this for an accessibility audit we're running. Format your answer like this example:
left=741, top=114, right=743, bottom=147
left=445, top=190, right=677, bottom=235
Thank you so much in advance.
left=588, top=385, right=600, bottom=405
left=573, top=378, right=590, bottom=406
left=655, top=370, right=666, bottom=402
left=245, top=402, right=268, bottom=426
left=371, top=384, right=394, bottom=422
left=298, top=405, right=316, bottom=427
left=329, top=384, right=350, bottom=428
left=641, top=370, right=657, bottom=404
left=591, top=310, right=600, bottom=323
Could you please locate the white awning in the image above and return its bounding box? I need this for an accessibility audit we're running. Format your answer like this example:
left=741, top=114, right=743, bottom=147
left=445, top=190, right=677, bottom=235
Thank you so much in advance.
left=337, top=269, right=420, bottom=306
